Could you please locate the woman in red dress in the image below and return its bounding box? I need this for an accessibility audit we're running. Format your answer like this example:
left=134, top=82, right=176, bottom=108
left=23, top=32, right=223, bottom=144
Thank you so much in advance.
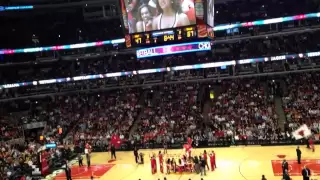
left=166, top=158, right=171, bottom=174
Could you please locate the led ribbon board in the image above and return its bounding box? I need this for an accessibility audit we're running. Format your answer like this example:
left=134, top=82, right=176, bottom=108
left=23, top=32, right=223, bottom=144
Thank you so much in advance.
left=1, top=51, right=320, bottom=89
left=136, top=41, right=211, bottom=59
left=0, top=6, right=33, bottom=11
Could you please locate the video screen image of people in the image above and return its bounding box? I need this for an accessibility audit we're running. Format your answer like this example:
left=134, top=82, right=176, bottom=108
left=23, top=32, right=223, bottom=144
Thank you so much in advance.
left=123, top=0, right=196, bottom=33
left=206, top=0, right=214, bottom=27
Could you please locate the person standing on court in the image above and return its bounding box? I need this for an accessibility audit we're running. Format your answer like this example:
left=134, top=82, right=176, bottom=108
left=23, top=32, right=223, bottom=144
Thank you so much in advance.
left=85, top=142, right=91, bottom=167
left=134, top=147, right=139, bottom=164
left=296, top=146, right=302, bottom=164
left=282, top=169, right=290, bottom=180
left=86, top=152, right=91, bottom=167
left=200, top=156, right=206, bottom=176
left=282, top=159, right=288, bottom=175
left=64, top=160, right=72, bottom=180
left=111, top=144, right=116, bottom=159
left=78, top=153, right=83, bottom=167
left=302, top=165, right=311, bottom=180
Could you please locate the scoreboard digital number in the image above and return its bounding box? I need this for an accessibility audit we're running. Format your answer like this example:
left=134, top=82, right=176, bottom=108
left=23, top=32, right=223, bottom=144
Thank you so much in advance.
left=164, top=34, right=174, bottom=42
left=133, top=34, right=142, bottom=44
left=130, top=26, right=198, bottom=48
left=184, top=27, right=196, bottom=38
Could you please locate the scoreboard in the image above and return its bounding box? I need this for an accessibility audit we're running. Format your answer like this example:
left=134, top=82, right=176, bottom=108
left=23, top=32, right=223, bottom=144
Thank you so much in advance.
left=128, top=26, right=199, bottom=48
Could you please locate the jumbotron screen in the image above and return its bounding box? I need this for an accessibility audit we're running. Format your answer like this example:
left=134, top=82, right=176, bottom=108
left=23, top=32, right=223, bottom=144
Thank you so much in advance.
left=120, top=0, right=197, bottom=34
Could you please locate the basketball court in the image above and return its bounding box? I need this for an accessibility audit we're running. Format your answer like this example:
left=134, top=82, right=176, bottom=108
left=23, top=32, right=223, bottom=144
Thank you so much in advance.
left=54, top=145, right=320, bottom=180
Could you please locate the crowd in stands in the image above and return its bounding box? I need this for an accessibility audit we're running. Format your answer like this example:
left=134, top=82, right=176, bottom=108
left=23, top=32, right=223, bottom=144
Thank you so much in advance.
left=207, top=79, right=280, bottom=143
left=283, top=72, right=320, bottom=136
left=69, top=89, right=142, bottom=148
left=135, top=83, right=203, bottom=145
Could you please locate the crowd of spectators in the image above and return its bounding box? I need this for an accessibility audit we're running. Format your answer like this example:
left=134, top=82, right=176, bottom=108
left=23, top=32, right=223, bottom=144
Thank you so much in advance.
left=207, top=79, right=280, bottom=143
left=70, top=89, right=142, bottom=148
left=283, top=72, right=320, bottom=134
left=0, top=141, right=40, bottom=179
left=135, top=84, right=203, bottom=145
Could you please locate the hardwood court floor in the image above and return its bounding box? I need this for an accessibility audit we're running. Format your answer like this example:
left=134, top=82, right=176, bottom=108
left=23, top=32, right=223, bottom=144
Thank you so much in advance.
left=55, top=145, right=320, bottom=180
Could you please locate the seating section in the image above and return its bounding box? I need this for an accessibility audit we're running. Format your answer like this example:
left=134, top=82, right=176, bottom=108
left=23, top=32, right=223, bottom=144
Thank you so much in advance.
left=136, top=84, right=203, bottom=144
left=207, top=79, right=279, bottom=141
left=282, top=73, right=320, bottom=133
left=72, top=89, right=141, bottom=145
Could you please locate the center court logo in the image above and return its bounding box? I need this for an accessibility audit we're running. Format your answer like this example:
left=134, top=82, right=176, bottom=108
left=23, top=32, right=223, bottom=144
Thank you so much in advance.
left=198, top=42, right=211, bottom=50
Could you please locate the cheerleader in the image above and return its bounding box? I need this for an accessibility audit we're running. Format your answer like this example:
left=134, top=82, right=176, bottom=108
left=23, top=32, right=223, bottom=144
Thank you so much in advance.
left=166, top=158, right=171, bottom=174
left=171, top=158, right=176, bottom=173
left=151, top=155, right=157, bottom=174
left=178, top=159, right=184, bottom=172
left=203, top=150, right=209, bottom=170
left=187, top=137, right=193, bottom=146
left=159, top=151, right=164, bottom=173
left=210, top=151, right=217, bottom=171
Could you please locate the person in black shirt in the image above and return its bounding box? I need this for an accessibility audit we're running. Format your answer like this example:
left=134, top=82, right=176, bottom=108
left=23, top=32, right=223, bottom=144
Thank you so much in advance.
left=200, top=156, right=206, bottom=176
left=283, top=169, right=290, bottom=180
left=133, top=147, right=139, bottom=164
left=302, top=165, right=311, bottom=180
left=111, top=145, right=116, bottom=160
left=139, top=152, right=144, bottom=164
left=78, top=153, right=83, bottom=167
left=64, top=160, right=72, bottom=180
left=193, top=156, right=200, bottom=174
left=296, top=146, right=302, bottom=164
left=282, top=159, right=288, bottom=175
left=261, top=175, right=267, bottom=180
